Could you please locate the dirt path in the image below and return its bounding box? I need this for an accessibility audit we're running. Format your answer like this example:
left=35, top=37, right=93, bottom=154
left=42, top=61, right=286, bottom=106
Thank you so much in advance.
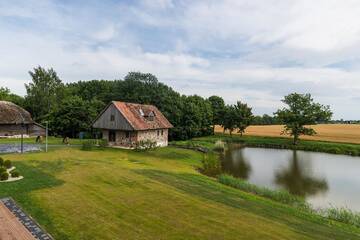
left=0, top=202, right=35, bottom=240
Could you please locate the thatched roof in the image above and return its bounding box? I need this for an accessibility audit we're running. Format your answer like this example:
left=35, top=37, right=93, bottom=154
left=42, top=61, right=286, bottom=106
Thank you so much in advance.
left=0, top=101, right=33, bottom=125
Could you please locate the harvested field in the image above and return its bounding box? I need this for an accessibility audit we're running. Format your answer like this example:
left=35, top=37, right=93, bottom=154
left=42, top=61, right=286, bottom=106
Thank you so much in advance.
left=215, top=124, right=360, bottom=144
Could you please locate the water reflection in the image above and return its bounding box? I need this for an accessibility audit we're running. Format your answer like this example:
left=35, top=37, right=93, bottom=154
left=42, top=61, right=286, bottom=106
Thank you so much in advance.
left=220, top=145, right=360, bottom=210
left=221, top=145, right=328, bottom=198
left=220, top=144, right=251, bottom=179
left=275, top=151, right=328, bottom=197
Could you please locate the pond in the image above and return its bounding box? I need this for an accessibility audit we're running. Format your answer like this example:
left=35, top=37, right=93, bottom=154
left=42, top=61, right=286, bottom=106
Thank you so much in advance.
left=221, top=145, right=360, bottom=211
left=0, top=144, right=42, bottom=154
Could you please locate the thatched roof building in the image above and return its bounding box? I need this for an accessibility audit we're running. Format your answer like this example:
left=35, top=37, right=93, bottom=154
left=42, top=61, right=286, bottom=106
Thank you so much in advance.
left=0, top=101, right=45, bottom=137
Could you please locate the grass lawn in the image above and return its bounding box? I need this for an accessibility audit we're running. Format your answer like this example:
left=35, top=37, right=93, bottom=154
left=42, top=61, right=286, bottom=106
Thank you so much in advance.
left=0, top=136, right=94, bottom=145
left=0, top=147, right=359, bottom=239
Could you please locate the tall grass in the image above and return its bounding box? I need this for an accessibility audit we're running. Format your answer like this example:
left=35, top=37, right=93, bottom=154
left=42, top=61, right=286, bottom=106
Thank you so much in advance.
left=218, top=174, right=360, bottom=228
left=320, top=207, right=360, bottom=228
left=199, top=152, right=222, bottom=177
left=218, top=174, right=310, bottom=209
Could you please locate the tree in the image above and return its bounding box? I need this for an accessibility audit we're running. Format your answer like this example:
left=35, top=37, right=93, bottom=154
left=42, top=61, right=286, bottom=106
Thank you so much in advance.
left=275, top=93, right=332, bottom=145
left=221, top=105, right=237, bottom=136
left=208, top=96, right=225, bottom=133
left=0, top=87, right=25, bottom=106
left=25, top=66, right=64, bottom=122
left=49, top=96, right=102, bottom=139
left=234, top=101, right=253, bottom=136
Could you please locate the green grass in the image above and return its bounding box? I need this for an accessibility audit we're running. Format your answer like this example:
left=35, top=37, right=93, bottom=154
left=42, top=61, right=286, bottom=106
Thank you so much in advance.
left=172, top=134, right=360, bottom=156
left=0, top=147, right=359, bottom=239
left=218, top=174, right=310, bottom=209
left=0, top=136, right=96, bottom=146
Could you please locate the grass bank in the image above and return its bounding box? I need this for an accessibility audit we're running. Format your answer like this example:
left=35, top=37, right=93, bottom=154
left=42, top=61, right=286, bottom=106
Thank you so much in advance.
left=0, top=136, right=96, bottom=146
left=172, top=134, right=360, bottom=156
left=218, top=174, right=360, bottom=229
left=0, top=147, right=359, bottom=239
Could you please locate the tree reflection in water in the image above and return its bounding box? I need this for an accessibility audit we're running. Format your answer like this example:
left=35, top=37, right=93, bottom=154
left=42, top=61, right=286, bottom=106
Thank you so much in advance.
left=275, top=151, right=328, bottom=197
left=220, top=145, right=251, bottom=179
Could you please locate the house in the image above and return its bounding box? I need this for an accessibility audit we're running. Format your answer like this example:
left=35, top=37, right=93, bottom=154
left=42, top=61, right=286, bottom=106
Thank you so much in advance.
left=92, top=101, right=173, bottom=147
left=0, top=101, right=46, bottom=137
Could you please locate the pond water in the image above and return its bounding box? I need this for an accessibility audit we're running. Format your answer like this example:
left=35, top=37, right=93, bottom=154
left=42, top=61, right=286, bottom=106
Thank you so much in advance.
left=221, top=145, right=360, bottom=211
left=0, top=144, right=42, bottom=154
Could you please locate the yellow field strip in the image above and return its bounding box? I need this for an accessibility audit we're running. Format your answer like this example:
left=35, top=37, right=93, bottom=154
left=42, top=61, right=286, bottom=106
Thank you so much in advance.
left=215, top=124, right=360, bottom=144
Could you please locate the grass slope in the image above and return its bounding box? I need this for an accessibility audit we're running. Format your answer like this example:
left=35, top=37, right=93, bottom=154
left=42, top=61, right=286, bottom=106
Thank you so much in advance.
left=0, top=147, right=359, bottom=239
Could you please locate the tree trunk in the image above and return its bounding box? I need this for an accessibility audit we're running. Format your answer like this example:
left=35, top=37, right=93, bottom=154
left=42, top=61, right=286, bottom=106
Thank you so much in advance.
left=293, top=135, right=299, bottom=145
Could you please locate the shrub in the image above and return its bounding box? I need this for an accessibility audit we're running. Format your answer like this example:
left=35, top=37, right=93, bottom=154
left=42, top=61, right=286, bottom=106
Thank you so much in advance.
left=99, top=139, right=108, bottom=148
left=3, top=160, right=11, bottom=169
left=0, top=172, right=9, bottom=181
left=0, top=157, right=4, bottom=166
left=135, top=140, right=157, bottom=151
left=0, top=167, right=6, bottom=174
left=81, top=140, right=95, bottom=151
left=218, top=174, right=310, bottom=209
left=320, top=207, right=360, bottom=228
left=213, top=140, right=225, bottom=152
left=199, top=152, right=222, bottom=177
left=10, top=170, right=20, bottom=178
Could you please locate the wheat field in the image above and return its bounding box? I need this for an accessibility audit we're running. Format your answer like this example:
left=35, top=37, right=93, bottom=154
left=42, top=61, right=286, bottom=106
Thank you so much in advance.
left=215, top=124, right=360, bottom=144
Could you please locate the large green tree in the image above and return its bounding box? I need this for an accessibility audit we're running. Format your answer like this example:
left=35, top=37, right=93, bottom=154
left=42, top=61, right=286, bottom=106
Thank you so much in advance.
left=234, top=101, right=253, bottom=136
left=56, top=71, right=216, bottom=140
left=49, top=96, right=103, bottom=138
left=0, top=87, right=25, bottom=106
left=25, top=66, right=64, bottom=122
left=275, top=93, right=332, bottom=145
left=221, top=101, right=253, bottom=136
left=208, top=95, right=226, bottom=133
left=221, top=105, right=237, bottom=136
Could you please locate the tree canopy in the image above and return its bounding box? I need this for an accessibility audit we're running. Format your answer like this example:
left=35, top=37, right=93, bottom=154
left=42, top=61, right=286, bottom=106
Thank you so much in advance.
left=208, top=95, right=226, bottom=131
left=25, top=66, right=64, bottom=122
left=275, top=93, right=332, bottom=145
left=221, top=102, right=253, bottom=136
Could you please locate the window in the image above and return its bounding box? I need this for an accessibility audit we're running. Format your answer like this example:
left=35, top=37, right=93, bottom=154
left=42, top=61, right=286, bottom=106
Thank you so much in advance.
left=125, top=131, right=130, bottom=138
left=157, top=130, right=160, bottom=136
left=161, top=130, right=164, bottom=136
left=110, top=115, right=115, bottom=121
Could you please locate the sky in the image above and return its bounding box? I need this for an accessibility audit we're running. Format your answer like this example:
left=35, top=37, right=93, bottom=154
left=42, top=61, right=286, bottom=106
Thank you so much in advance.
left=1, top=0, right=360, bottom=119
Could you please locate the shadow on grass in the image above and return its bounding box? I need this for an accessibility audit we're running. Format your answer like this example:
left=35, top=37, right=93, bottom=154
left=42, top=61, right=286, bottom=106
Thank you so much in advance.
left=0, top=161, right=68, bottom=239
left=134, top=169, right=360, bottom=240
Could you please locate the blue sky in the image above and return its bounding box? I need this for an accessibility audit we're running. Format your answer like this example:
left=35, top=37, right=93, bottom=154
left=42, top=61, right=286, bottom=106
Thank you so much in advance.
left=1, top=0, right=360, bottom=119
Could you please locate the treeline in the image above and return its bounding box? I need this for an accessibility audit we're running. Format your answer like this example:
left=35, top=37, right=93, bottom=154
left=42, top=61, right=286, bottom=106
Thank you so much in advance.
left=252, top=114, right=282, bottom=125
left=1, top=67, right=254, bottom=140
left=1, top=67, right=333, bottom=144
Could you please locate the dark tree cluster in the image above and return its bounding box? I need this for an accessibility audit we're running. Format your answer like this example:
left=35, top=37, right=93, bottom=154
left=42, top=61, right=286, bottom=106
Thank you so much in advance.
left=252, top=114, right=282, bottom=125
left=1, top=66, right=332, bottom=144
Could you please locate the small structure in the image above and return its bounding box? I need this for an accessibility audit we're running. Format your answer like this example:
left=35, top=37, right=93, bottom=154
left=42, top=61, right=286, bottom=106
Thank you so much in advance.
left=93, top=101, right=173, bottom=147
left=0, top=101, right=45, bottom=137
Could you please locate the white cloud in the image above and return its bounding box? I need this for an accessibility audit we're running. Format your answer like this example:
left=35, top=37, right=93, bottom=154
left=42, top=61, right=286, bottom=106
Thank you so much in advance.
left=1, top=0, right=360, bottom=119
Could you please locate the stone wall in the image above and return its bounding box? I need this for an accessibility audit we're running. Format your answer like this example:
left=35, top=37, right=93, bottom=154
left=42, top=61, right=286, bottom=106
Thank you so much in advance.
left=102, top=129, right=168, bottom=147
left=137, top=129, right=168, bottom=147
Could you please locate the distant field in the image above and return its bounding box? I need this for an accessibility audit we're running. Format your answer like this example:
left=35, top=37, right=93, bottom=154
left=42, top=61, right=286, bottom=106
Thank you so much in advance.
left=215, top=124, right=360, bottom=144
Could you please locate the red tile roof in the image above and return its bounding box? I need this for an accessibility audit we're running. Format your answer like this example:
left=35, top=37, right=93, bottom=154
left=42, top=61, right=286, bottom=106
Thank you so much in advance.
left=113, top=101, right=173, bottom=130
